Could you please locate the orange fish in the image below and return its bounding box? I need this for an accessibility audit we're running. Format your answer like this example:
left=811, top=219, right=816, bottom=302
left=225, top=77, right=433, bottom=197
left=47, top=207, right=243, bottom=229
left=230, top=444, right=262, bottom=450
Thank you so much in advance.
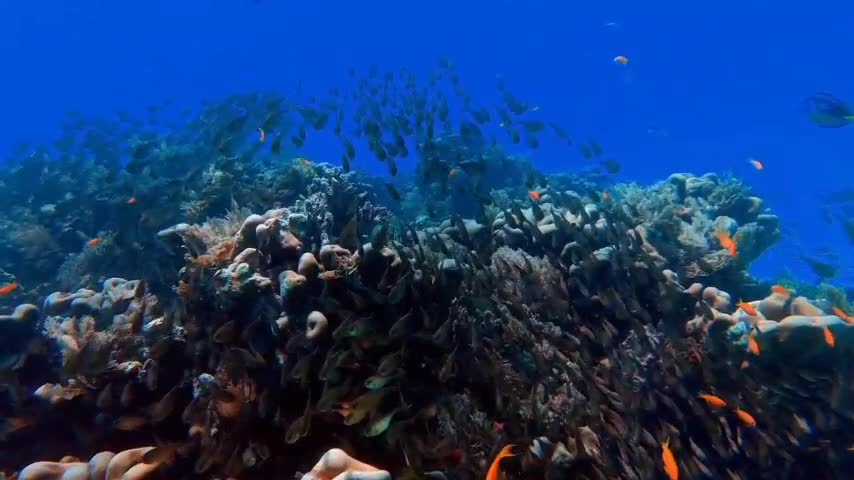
left=824, top=326, right=835, bottom=348
left=258, top=127, right=266, bottom=144
left=747, top=332, right=760, bottom=356
left=613, top=55, right=629, bottom=65
left=661, top=438, right=679, bottom=480
left=336, top=401, right=353, bottom=419
left=717, top=231, right=738, bottom=257
left=603, top=191, right=611, bottom=200
left=698, top=394, right=727, bottom=409
left=493, top=421, right=505, bottom=432
left=771, top=285, right=791, bottom=297
left=0, top=282, right=19, bottom=297
left=0, top=417, right=33, bottom=436
left=127, top=197, right=137, bottom=205
left=86, top=238, right=103, bottom=248
left=485, top=444, right=515, bottom=480
left=529, top=191, right=542, bottom=202
left=737, top=300, right=759, bottom=317
left=299, top=158, right=312, bottom=167
left=748, top=158, right=764, bottom=170
left=832, top=307, right=853, bottom=323
left=734, top=409, right=756, bottom=427
left=449, top=168, right=459, bottom=179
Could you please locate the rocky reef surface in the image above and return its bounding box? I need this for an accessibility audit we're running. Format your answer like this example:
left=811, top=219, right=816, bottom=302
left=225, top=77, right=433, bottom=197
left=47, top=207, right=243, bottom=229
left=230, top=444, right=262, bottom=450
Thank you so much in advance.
left=1, top=63, right=852, bottom=480
left=1, top=163, right=852, bottom=480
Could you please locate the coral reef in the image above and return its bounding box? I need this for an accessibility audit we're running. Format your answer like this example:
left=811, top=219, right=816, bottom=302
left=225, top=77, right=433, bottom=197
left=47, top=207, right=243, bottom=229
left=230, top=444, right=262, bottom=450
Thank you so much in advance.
left=8, top=166, right=851, bottom=479
left=2, top=63, right=847, bottom=480
left=616, top=173, right=781, bottom=290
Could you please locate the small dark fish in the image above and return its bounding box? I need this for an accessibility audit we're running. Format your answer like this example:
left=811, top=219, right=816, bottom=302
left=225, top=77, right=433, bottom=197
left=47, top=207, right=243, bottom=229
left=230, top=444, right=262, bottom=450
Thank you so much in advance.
left=313, top=112, right=330, bottom=130
left=387, top=273, right=409, bottom=304
left=385, top=183, right=401, bottom=201
left=589, top=139, right=604, bottom=157
left=285, top=396, right=313, bottom=444
left=526, top=134, right=540, bottom=149
left=363, top=408, right=401, bottom=437
left=580, top=145, right=593, bottom=159
left=531, top=201, right=545, bottom=221
left=142, top=445, right=179, bottom=465
left=370, top=223, right=389, bottom=249
left=317, top=379, right=354, bottom=413
left=471, top=108, right=491, bottom=124
left=343, top=139, right=356, bottom=159
left=387, top=157, right=398, bottom=176
left=521, top=120, right=545, bottom=133
left=341, top=153, right=351, bottom=172
left=121, top=383, right=134, bottom=407
left=452, top=214, right=471, bottom=246
left=213, top=320, right=236, bottom=344
left=114, top=416, right=147, bottom=431
left=432, top=317, right=452, bottom=345
left=437, top=101, right=450, bottom=122
left=148, top=338, right=174, bottom=360
left=377, top=349, right=404, bottom=377
left=407, top=224, right=424, bottom=260
left=549, top=122, right=572, bottom=143
left=841, top=217, right=854, bottom=245
left=228, top=347, right=262, bottom=367
left=803, top=93, right=854, bottom=128
left=290, top=354, right=314, bottom=383
left=458, top=158, right=486, bottom=177
left=339, top=212, right=360, bottom=252
left=800, top=255, right=839, bottom=280
left=270, top=134, right=282, bottom=154
left=389, top=310, right=419, bottom=338
left=147, top=386, right=181, bottom=423
left=96, top=383, right=113, bottom=409
left=602, top=158, right=621, bottom=174
left=438, top=349, right=457, bottom=383
left=364, top=372, right=401, bottom=390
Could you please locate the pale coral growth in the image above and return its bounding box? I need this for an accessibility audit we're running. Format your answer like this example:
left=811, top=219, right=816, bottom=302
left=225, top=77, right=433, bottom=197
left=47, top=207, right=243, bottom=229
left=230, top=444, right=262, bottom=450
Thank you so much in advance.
left=180, top=198, right=208, bottom=224
left=191, top=238, right=238, bottom=268
left=488, top=246, right=569, bottom=321
left=8, top=223, right=61, bottom=260
left=17, top=446, right=160, bottom=480
left=300, top=448, right=390, bottom=480
left=191, top=205, right=253, bottom=248
left=683, top=252, right=733, bottom=278
left=43, top=314, right=115, bottom=378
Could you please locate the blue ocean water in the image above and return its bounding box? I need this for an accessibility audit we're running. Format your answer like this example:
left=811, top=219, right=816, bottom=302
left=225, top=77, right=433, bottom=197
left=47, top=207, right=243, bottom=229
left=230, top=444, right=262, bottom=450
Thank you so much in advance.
left=0, top=0, right=851, bottom=286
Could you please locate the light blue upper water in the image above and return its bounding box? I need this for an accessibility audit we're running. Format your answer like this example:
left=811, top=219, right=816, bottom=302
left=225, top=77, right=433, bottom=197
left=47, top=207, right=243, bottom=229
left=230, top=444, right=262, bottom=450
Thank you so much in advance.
left=1, top=0, right=851, bottom=285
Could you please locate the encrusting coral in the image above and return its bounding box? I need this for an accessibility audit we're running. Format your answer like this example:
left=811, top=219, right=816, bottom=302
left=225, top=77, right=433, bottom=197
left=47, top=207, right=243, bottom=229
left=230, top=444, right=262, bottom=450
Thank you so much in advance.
left=616, top=172, right=781, bottom=287
left=17, top=446, right=162, bottom=480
